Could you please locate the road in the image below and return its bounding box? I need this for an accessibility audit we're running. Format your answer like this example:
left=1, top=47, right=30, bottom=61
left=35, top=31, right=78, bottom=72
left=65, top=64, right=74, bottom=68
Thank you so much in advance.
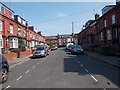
left=2, top=48, right=120, bottom=89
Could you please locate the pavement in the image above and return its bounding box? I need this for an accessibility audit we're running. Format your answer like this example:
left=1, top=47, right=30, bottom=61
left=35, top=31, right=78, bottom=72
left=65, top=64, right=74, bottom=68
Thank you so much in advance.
left=2, top=48, right=120, bottom=89
left=8, top=54, right=32, bottom=68
left=85, top=51, right=120, bottom=68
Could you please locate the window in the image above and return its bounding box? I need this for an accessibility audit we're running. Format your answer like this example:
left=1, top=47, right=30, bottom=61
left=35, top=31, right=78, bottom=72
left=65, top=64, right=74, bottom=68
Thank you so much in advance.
left=14, top=38, right=18, bottom=48
left=0, top=6, right=4, bottom=13
left=107, top=30, right=111, bottom=40
left=104, top=19, right=107, bottom=27
left=10, top=24, right=13, bottom=34
left=30, top=32, right=32, bottom=38
left=24, top=30, right=27, bottom=37
left=22, top=20, right=26, bottom=26
left=100, top=32, right=103, bottom=41
left=0, top=35, right=2, bottom=48
left=10, top=39, right=13, bottom=48
left=18, top=17, right=22, bottom=23
left=9, top=11, right=14, bottom=18
left=112, top=14, right=115, bottom=24
left=18, top=27, right=21, bottom=36
left=10, top=38, right=18, bottom=48
left=0, top=20, right=3, bottom=31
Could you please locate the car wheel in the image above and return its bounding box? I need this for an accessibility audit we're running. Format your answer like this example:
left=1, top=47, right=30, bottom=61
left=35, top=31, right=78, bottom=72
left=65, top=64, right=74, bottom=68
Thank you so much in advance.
left=2, top=68, right=8, bottom=83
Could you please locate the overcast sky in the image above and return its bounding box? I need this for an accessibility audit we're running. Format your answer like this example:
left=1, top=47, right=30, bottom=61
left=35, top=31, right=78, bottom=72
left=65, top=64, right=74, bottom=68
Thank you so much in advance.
left=4, top=2, right=115, bottom=36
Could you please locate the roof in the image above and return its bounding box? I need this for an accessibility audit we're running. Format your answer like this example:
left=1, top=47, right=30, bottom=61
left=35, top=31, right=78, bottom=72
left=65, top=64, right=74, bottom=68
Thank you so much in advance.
left=0, top=2, right=14, bottom=13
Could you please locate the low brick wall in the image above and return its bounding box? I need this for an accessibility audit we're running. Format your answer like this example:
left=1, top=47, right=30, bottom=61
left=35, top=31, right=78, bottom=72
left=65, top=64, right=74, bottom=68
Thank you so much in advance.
left=2, top=52, right=17, bottom=61
left=2, top=50, right=31, bottom=61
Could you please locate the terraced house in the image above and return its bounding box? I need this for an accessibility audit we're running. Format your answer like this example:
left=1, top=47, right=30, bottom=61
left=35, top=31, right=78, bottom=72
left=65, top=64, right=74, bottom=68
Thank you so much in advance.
left=78, top=2, right=120, bottom=56
left=0, top=2, right=45, bottom=57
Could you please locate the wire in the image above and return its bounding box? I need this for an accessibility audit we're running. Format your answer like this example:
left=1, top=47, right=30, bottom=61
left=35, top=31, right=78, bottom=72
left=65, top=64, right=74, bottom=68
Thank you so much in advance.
left=39, top=2, right=114, bottom=24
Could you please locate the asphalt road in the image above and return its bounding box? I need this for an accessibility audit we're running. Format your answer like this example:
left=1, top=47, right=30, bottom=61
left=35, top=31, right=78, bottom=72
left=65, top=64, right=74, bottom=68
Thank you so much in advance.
left=2, top=48, right=120, bottom=89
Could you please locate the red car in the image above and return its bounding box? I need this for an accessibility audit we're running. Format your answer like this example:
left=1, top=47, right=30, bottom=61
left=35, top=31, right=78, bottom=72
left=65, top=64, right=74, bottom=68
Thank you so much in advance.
left=51, top=46, right=58, bottom=51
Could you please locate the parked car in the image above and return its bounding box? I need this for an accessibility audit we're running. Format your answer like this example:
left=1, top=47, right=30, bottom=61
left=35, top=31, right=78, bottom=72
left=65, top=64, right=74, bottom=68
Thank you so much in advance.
left=0, top=54, right=9, bottom=83
left=33, top=46, right=49, bottom=57
left=51, top=46, right=58, bottom=51
left=66, top=43, right=74, bottom=50
left=68, top=45, right=75, bottom=52
left=71, top=45, right=84, bottom=55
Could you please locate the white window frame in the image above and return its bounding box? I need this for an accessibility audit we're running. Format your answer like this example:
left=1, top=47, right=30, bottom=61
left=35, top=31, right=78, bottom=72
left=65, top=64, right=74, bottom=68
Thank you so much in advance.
left=0, top=6, right=4, bottom=13
left=18, top=27, right=21, bottom=36
left=112, top=14, right=115, bottom=24
left=0, top=20, right=3, bottom=31
left=10, top=24, right=13, bottom=34
left=104, top=19, right=107, bottom=27
left=0, top=35, right=3, bottom=48
left=18, top=17, right=22, bottom=23
left=100, top=32, right=103, bottom=41
left=9, top=11, right=14, bottom=18
left=107, top=30, right=111, bottom=40
left=10, top=38, right=18, bottom=48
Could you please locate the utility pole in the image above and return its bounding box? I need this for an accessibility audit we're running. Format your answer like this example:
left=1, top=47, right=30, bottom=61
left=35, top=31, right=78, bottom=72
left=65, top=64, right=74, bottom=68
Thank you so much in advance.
left=72, top=22, right=74, bottom=42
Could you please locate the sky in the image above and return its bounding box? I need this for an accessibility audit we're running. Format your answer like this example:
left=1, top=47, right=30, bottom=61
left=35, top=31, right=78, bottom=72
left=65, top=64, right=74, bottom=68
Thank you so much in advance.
left=3, top=1, right=116, bottom=36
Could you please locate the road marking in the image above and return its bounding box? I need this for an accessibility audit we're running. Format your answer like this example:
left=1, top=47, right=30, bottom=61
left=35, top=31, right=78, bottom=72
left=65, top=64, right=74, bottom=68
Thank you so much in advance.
left=63, top=73, right=66, bottom=75
left=81, top=64, right=83, bottom=67
left=4, top=85, right=10, bottom=90
left=10, top=59, right=30, bottom=68
left=16, top=76, right=22, bottom=81
left=74, top=72, right=78, bottom=75
left=26, top=70, right=30, bottom=74
left=78, top=61, right=80, bottom=63
left=85, top=69, right=89, bottom=72
left=91, top=75, right=98, bottom=82
left=32, top=66, right=36, bottom=69
left=38, top=63, right=39, bottom=64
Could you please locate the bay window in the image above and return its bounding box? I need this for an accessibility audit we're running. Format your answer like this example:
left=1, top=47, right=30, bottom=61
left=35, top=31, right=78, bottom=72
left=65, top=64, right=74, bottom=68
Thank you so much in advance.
left=10, top=38, right=18, bottom=48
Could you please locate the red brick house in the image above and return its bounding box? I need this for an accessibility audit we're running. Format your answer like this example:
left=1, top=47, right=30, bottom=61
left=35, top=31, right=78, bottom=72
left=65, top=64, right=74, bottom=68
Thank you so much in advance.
left=0, top=2, right=45, bottom=55
left=78, top=2, right=120, bottom=54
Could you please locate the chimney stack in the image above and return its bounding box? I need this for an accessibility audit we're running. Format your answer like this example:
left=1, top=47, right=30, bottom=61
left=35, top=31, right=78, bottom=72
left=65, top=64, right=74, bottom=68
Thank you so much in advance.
left=95, top=13, right=100, bottom=20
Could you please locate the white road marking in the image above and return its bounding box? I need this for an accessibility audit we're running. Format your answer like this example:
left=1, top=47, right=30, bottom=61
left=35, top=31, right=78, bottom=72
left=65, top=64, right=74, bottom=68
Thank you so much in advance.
left=85, top=69, right=89, bottom=72
left=74, top=72, right=78, bottom=75
left=16, top=76, right=22, bottom=81
left=63, top=73, right=66, bottom=75
left=4, top=85, right=10, bottom=90
left=81, top=64, right=83, bottom=67
left=26, top=70, right=30, bottom=74
left=78, top=61, right=80, bottom=63
left=10, top=59, right=30, bottom=68
left=32, top=66, right=36, bottom=69
left=91, top=75, right=98, bottom=82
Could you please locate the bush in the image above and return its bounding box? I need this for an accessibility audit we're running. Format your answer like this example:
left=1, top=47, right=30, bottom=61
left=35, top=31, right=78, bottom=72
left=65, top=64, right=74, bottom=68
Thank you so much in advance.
left=3, top=49, right=11, bottom=54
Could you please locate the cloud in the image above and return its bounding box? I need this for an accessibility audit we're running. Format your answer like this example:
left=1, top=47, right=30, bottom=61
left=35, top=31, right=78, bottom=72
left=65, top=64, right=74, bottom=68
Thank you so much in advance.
left=56, top=12, right=68, bottom=18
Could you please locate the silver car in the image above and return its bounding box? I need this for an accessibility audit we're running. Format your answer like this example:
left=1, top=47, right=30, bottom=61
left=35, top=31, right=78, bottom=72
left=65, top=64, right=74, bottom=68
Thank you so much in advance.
left=33, top=46, right=49, bottom=57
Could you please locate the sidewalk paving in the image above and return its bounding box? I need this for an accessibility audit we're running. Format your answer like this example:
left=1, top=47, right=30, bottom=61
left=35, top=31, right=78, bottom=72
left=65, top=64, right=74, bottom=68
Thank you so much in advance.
left=85, top=51, right=120, bottom=68
left=8, top=55, right=32, bottom=67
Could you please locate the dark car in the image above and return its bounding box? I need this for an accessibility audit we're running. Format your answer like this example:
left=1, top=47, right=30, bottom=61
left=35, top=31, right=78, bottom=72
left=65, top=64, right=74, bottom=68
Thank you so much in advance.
left=0, top=54, right=9, bottom=83
left=71, top=45, right=84, bottom=55
left=68, top=45, right=74, bottom=52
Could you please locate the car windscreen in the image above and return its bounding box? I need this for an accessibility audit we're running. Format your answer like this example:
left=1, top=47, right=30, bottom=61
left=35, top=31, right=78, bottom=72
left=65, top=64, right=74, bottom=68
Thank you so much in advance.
left=36, top=47, right=45, bottom=50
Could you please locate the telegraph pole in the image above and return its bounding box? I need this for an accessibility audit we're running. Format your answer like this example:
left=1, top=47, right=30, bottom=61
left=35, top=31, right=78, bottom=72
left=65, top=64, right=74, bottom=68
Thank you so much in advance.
left=72, top=22, right=74, bottom=42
